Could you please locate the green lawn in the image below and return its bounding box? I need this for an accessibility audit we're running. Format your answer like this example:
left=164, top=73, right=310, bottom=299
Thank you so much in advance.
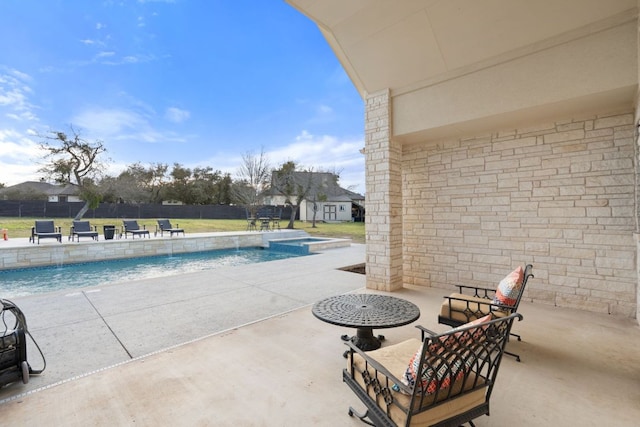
left=0, top=218, right=366, bottom=244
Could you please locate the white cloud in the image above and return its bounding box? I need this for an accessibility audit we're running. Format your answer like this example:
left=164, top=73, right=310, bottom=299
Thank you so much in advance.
left=317, top=105, right=332, bottom=114
left=0, top=68, right=38, bottom=123
left=165, top=107, right=190, bottom=123
left=122, top=56, right=140, bottom=64
left=0, top=129, right=42, bottom=185
left=74, top=108, right=150, bottom=136
left=72, top=106, right=189, bottom=145
left=302, top=102, right=337, bottom=126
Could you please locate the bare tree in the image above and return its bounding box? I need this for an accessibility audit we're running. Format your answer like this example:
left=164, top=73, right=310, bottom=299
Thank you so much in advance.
left=38, top=126, right=109, bottom=220
left=232, top=148, right=271, bottom=215
left=309, top=189, right=329, bottom=228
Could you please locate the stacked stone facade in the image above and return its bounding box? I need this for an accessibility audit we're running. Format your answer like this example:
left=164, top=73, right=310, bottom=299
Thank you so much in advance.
left=364, top=89, right=403, bottom=291
left=399, top=111, right=636, bottom=317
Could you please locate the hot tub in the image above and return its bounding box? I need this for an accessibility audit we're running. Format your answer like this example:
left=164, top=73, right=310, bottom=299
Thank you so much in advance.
left=268, top=237, right=351, bottom=254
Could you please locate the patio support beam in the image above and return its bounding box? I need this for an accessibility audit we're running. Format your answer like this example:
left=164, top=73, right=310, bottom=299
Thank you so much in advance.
left=364, top=89, right=403, bottom=291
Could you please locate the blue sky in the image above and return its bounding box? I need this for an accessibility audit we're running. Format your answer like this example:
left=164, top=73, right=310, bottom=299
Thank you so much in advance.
left=0, top=0, right=365, bottom=193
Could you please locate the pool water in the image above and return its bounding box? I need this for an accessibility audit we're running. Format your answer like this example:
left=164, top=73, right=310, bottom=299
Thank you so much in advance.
left=0, top=247, right=307, bottom=298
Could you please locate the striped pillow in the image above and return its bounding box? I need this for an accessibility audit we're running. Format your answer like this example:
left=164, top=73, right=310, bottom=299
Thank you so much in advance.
left=402, top=314, right=492, bottom=394
left=492, top=266, right=524, bottom=308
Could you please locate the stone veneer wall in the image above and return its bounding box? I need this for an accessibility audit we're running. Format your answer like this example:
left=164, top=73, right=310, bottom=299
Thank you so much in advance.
left=402, top=111, right=637, bottom=317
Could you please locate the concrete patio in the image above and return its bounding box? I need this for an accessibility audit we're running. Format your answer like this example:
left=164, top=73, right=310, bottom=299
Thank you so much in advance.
left=0, top=238, right=638, bottom=426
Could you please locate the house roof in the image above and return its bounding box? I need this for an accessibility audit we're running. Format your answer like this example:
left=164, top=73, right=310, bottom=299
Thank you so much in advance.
left=0, top=181, right=79, bottom=196
left=269, top=171, right=365, bottom=202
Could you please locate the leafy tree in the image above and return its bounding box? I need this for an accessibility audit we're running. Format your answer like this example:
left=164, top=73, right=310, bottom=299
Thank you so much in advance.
left=164, top=164, right=227, bottom=204
left=167, top=163, right=194, bottom=203
left=111, top=163, right=169, bottom=203
left=38, top=127, right=109, bottom=220
left=213, top=173, right=233, bottom=205
left=271, top=161, right=314, bottom=229
left=232, top=148, right=271, bottom=215
left=96, top=175, right=122, bottom=203
left=191, top=166, right=223, bottom=204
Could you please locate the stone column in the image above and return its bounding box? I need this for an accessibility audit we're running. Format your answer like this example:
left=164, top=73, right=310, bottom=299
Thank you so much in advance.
left=364, top=89, right=403, bottom=291
left=633, top=5, right=640, bottom=324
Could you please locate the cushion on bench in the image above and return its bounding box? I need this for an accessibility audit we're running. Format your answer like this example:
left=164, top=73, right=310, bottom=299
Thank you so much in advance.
left=439, top=294, right=511, bottom=324
left=349, top=338, right=486, bottom=427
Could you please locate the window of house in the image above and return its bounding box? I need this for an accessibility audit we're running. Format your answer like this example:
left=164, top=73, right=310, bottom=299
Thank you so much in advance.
left=339, top=205, right=346, bottom=211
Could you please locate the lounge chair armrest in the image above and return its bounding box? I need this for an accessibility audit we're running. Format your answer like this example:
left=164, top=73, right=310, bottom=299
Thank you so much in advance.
left=443, top=294, right=495, bottom=306
left=344, top=340, right=412, bottom=394
left=455, top=284, right=496, bottom=299
left=490, top=301, right=516, bottom=312
left=443, top=294, right=514, bottom=312
left=415, top=325, right=438, bottom=341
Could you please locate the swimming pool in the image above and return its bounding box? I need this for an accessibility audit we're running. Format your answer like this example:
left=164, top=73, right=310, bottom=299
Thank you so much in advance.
left=0, top=247, right=307, bottom=298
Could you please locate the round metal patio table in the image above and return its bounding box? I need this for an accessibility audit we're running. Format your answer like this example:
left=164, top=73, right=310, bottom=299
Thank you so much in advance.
left=312, top=294, right=421, bottom=351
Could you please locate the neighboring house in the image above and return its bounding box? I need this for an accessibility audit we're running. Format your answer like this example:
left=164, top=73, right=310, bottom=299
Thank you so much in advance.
left=264, top=171, right=365, bottom=222
left=287, top=1, right=639, bottom=321
left=0, top=181, right=81, bottom=202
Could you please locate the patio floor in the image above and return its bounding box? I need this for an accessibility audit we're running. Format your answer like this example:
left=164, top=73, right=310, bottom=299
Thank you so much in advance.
left=0, top=238, right=639, bottom=426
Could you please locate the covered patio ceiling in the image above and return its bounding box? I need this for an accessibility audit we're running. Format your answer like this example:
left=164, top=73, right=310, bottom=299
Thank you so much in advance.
left=287, top=0, right=638, bottom=141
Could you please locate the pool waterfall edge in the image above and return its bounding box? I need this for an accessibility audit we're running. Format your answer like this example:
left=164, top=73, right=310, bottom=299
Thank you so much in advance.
left=0, top=230, right=318, bottom=271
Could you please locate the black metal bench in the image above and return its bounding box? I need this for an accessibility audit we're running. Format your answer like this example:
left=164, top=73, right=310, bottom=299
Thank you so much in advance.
left=29, top=220, right=62, bottom=244
left=343, top=313, right=522, bottom=426
left=122, top=220, right=150, bottom=239
left=69, top=220, right=99, bottom=242
left=155, top=219, right=184, bottom=237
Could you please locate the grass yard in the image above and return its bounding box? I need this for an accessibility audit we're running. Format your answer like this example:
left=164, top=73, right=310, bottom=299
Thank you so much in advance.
left=0, top=217, right=366, bottom=244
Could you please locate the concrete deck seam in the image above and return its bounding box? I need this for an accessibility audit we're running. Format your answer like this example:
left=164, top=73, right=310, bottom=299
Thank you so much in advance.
left=82, top=291, right=133, bottom=359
